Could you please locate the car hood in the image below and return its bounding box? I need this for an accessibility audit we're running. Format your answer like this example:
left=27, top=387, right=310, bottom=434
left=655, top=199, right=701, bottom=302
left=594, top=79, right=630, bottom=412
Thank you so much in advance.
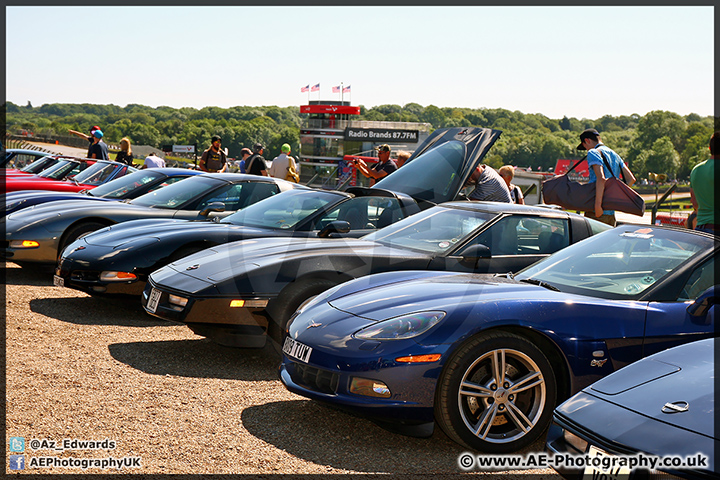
left=158, top=236, right=427, bottom=285
left=584, top=338, right=715, bottom=439
left=324, top=272, right=540, bottom=322
left=5, top=199, right=148, bottom=224
left=82, top=218, right=272, bottom=247
left=372, top=127, right=501, bottom=205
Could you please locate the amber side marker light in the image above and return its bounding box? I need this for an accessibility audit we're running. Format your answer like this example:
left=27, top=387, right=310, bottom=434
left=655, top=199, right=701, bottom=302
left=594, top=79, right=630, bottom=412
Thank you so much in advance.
left=10, top=240, right=40, bottom=248
left=395, top=354, right=442, bottom=363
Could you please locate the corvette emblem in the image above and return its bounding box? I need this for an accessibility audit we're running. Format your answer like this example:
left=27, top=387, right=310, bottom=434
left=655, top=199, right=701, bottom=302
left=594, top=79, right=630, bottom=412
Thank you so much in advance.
left=590, top=358, right=607, bottom=367
left=661, top=401, right=689, bottom=414
left=186, top=264, right=200, bottom=271
left=306, top=321, right=322, bottom=329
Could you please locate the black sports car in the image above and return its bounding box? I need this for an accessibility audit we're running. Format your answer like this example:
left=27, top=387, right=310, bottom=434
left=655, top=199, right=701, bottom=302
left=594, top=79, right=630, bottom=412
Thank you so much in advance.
left=140, top=202, right=611, bottom=347
left=2, top=167, right=203, bottom=217
left=4, top=174, right=301, bottom=265
left=54, top=126, right=502, bottom=296
left=547, top=337, right=717, bottom=478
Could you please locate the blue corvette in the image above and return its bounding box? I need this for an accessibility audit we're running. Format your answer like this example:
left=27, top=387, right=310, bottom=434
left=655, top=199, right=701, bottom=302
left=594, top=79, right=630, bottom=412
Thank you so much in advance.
left=280, top=226, right=717, bottom=453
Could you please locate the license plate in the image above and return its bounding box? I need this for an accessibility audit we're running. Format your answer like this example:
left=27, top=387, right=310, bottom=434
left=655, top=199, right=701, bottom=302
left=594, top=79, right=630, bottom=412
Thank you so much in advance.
left=283, top=337, right=313, bottom=363
left=53, top=275, right=64, bottom=287
left=582, top=445, right=631, bottom=480
left=146, top=288, right=162, bottom=313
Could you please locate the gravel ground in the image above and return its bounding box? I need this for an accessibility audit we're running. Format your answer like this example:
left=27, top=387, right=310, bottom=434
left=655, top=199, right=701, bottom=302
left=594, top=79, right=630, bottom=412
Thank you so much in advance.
left=5, top=262, right=561, bottom=477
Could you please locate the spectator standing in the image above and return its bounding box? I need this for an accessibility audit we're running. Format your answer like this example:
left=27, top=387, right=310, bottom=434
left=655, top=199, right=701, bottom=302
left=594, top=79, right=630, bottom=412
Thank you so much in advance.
left=143, top=153, right=166, bottom=169
left=245, top=143, right=270, bottom=176
left=396, top=150, right=411, bottom=168
left=115, top=137, right=134, bottom=165
left=498, top=165, right=525, bottom=204
left=577, top=128, right=636, bottom=227
left=466, top=164, right=512, bottom=203
left=88, top=129, right=109, bottom=160
left=269, top=143, right=299, bottom=180
left=690, top=131, right=718, bottom=234
left=237, top=147, right=253, bottom=173
left=69, top=125, right=101, bottom=157
left=353, top=144, right=397, bottom=186
left=199, top=135, right=228, bottom=173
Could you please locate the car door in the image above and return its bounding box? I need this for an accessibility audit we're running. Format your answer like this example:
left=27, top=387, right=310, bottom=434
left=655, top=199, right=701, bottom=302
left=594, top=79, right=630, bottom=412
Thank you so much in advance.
left=642, top=256, right=716, bottom=357
left=430, top=215, right=570, bottom=273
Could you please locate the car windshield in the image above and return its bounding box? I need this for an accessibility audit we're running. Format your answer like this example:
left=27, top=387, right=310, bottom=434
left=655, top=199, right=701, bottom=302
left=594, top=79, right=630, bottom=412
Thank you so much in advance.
left=130, top=175, right=221, bottom=209
left=516, top=226, right=713, bottom=299
left=73, top=162, right=127, bottom=186
left=88, top=169, right=164, bottom=198
left=363, top=205, right=495, bottom=254
left=38, top=160, right=88, bottom=180
left=373, top=141, right=467, bottom=202
left=220, top=189, right=341, bottom=229
left=20, top=156, right=57, bottom=173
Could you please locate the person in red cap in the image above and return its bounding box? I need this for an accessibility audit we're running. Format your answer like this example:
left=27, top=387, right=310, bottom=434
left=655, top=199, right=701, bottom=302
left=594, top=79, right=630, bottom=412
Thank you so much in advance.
left=69, top=125, right=102, bottom=157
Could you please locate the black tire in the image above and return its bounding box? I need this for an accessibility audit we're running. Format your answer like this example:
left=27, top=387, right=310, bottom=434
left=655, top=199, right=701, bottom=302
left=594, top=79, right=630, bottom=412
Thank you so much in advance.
left=58, top=222, right=107, bottom=258
left=267, top=278, right=338, bottom=345
left=435, top=331, right=557, bottom=453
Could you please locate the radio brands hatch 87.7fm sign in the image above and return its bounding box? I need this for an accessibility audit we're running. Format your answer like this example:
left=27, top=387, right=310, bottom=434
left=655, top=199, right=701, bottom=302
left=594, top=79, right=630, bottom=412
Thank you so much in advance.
left=344, top=127, right=419, bottom=143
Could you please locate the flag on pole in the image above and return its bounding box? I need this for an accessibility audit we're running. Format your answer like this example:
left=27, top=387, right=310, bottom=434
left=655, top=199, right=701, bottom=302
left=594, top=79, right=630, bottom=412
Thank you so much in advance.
left=332, top=85, right=341, bottom=93
left=343, top=85, right=351, bottom=93
left=300, top=85, right=309, bottom=93
left=311, top=83, right=320, bottom=92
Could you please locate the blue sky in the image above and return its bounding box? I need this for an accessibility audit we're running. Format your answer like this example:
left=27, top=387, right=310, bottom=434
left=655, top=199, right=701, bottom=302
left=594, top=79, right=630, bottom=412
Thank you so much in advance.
left=6, top=6, right=714, bottom=119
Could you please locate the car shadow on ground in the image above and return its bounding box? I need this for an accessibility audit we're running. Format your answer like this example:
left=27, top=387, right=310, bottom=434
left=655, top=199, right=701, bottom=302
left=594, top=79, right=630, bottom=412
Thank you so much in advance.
left=107, top=339, right=278, bottom=381
left=3, top=264, right=56, bottom=286
left=29, top=296, right=166, bottom=327
left=241, top=400, right=551, bottom=475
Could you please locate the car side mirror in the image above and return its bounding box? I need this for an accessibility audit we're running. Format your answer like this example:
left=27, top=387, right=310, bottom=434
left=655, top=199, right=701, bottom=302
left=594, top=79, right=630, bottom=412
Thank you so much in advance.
left=687, top=286, right=717, bottom=323
left=461, top=244, right=492, bottom=261
left=318, top=220, right=351, bottom=238
left=199, top=202, right=226, bottom=217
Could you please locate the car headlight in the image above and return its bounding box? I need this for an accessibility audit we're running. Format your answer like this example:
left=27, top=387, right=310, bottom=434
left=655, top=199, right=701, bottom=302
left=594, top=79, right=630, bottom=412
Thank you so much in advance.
left=100, top=271, right=138, bottom=282
left=353, top=311, right=446, bottom=341
left=9, top=240, right=40, bottom=248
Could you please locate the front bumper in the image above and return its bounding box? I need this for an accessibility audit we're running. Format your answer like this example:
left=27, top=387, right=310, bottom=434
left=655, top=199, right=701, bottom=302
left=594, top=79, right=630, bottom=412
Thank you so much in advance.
left=141, top=279, right=271, bottom=346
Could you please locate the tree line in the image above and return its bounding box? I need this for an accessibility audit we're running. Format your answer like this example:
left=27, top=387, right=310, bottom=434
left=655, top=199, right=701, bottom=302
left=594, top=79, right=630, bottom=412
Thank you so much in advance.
left=5, top=101, right=717, bottom=180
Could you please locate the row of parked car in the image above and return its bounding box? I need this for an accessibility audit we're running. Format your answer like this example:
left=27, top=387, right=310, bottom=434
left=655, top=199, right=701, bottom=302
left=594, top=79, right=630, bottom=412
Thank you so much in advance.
left=3, top=131, right=717, bottom=478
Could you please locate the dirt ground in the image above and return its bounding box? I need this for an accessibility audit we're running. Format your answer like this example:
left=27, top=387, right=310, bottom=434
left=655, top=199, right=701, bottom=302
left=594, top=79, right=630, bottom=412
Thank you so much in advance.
left=5, top=262, right=561, bottom=476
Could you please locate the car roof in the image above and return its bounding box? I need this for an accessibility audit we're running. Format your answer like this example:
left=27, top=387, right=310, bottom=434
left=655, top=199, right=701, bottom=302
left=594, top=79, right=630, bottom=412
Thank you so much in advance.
left=5, top=149, right=53, bottom=155
left=440, top=201, right=571, bottom=216
left=199, top=172, right=310, bottom=189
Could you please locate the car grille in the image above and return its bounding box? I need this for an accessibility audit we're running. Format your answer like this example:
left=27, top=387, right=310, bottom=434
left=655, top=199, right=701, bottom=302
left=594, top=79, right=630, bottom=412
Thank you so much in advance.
left=291, top=362, right=339, bottom=395
left=71, top=271, right=101, bottom=281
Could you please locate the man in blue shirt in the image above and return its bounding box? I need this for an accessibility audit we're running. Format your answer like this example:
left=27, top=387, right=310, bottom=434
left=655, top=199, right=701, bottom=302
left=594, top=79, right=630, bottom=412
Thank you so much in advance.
left=577, top=128, right=636, bottom=226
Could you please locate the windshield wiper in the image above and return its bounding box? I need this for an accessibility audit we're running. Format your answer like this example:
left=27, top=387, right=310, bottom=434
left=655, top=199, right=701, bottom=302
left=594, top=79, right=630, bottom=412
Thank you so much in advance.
left=519, top=278, right=560, bottom=292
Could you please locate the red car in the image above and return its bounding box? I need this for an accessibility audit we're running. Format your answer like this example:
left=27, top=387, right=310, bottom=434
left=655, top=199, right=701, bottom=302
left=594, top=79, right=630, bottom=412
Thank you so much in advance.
left=4, top=158, right=137, bottom=193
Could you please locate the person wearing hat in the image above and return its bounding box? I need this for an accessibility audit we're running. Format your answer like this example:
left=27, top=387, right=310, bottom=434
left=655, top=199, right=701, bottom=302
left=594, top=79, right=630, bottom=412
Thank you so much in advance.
left=88, top=129, right=109, bottom=160
left=578, top=128, right=636, bottom=226
left=69, top=125, right=101, bottom=157
left=353, top=144, right=398, bottom=186
left=244, top=143, right=269, bottom=176
left=269, top=143, right=299, bottom=181
left=236, top=147, right=253, bottom=173
left=199, top=135, right=228, bottom=173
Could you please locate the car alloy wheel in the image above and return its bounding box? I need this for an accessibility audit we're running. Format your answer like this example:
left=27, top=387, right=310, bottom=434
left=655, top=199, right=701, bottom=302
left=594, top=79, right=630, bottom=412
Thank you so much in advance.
left=435, top=331, right=557, bottom=453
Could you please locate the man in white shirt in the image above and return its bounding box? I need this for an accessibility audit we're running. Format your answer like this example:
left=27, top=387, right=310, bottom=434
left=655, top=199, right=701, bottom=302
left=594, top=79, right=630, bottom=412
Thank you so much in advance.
left=269, top=143, right=298, bottom=180
left=143, top=153, right=166, bottom=169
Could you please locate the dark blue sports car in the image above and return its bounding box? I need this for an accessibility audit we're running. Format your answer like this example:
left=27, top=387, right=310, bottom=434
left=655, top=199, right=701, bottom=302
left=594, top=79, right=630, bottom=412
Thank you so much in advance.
left=547, top=337, right=717, bottom=479
left=280, top=226, right=717, bottom=453
left=2, top=167, right=202, bottom=217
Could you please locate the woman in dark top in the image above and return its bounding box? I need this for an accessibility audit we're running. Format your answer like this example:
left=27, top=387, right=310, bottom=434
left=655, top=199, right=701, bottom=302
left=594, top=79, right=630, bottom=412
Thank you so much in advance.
left=115, top=137, right=134, bottom=165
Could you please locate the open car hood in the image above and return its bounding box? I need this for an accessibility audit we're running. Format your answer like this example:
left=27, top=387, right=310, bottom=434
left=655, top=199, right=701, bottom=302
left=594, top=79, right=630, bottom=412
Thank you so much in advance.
left=371, top=127, right=501, bottom=207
